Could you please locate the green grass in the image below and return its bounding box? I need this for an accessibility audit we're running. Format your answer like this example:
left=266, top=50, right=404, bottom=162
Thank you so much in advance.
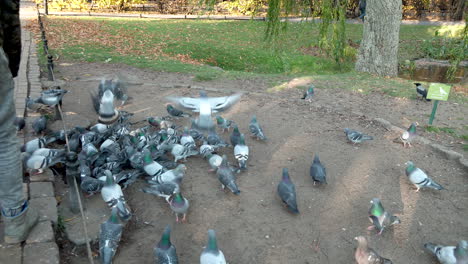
left=40, top=17, right=467, bottom=102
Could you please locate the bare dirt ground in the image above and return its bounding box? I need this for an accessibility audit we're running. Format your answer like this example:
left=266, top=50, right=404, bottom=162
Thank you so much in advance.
left=53, top=62, right=467, bottom=264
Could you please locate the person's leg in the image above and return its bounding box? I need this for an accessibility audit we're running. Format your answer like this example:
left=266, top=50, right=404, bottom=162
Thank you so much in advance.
left=0, top=48, right=38, bottom=244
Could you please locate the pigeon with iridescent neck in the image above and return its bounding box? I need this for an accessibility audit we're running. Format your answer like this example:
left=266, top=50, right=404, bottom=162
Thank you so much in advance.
left=216, top=115, right=234, bottom=133
left=217, top=155, right=240, bottom=195
left=249, top=115, right=267, bottom=141
left=399, top=122, right=418, bottom=148
left=155, top=225, right=179, bottom=264
left=200, top=229, right=226, bottom=264
left=301, top=85, right=314, bottom=102
left=169, top=192, right=190, bottom=223
left=424, top=240, right=468, bottom=264
left=310, top=154, right=327, bottom=185
left=234, top=134, right=249, bottom=170
left=368, top=198, right=400, bottom=235
left=142, top=182, right=180, bottom=203
left=143, top=149, right=164, bottom=178
left=99, top=207, right=122, bottom=264
left=230, top=125, right=241, bottom=146
left=277, top=168, right=299, bottom=214
left=101, top=170, right=132, bottom=221
left=405, top=161, right=444, bottom=192
left=355, top=236, right=393, bottom=264
left=152, top=164, right=186, bottom=184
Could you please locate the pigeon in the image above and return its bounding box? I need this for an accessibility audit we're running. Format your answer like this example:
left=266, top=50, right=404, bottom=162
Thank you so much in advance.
left=90, top=123, right=112, bottom=134
left=234, top=134, right=249, bottom=170
left=206, top=130, right=228, bottom=148
left=169, top=192, right=190, bottom=223
left=27, top=88, right=68, bottom=107
left=230, top=125, right=241, bottom=146
left=166, top=104, right=191, bottom=118
left=301, top=85, right=314, bottom=102
left=399, top=122, right=417, bottom=148
left=215, top=115, right=234, bottom=133
left=80, top=176, right=104, bottom=195
left=152, top=164, right=187, bottom=184
left=200, top=229, right=226, bottom=264
left=68, top=133, right=81, bottom=152
left=249, top=115, right=267, bottom=141
left=32, top=148, right=66, bottom=159
left=414, top=83, right=431, bottom=102
left=405, top=161, right=444, bottom=192
left=98, top=78, right=129, bottom=106
left=368, top=198, right=401, bottom=235
left=99, top=207, right=123, bottom=264
left=167, top=91, right=242, bottom=131
left=206, top=153, right=223, bottom=172
left=310, top=154, right=327, bottom=185
left=14, top=117, right=25, bottom=131
left=424, top=240, right=468, bottom=264
left=114, top=170, right=143, bottom=190
left=277, top=168, right=299, bottom=214
left=155, top=225, right=179, bottom=264
left=142, top=182, right=180, bottom=203
left=171, top=144, right=198, bottom=162
left=180, top=128, right=196, bottom=150
left=21, top=137, right=50, bottom=153
left=32, top=115, right=48, bottom=135
left=101, top=170, right=132, bottom=221
left=354, top=236, right=393, bottom=264
left=200, top=144, right=215, bottom=158
left=22, top=152, right=64, bottom=174
left=99, top=90, right=119, bottom=122
left=344, top=128, right=373, bottom=144
left=143, top=149, right=164, bottom=177
left=217, top=155, right=240, bottom=195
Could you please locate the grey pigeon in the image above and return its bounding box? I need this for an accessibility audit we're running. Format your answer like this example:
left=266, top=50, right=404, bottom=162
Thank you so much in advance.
left=217, top=155, right=240, bottom=195
left=90, top=123, right=111, bottom=134
left=99, top=207, right=123, bottom=264
left=368, top=198, right=401, bottom=235
left=21, top=137, right=48, bottom=153
left=152, top=164, right=186, bottom=184
left=405, top=161, right=444, bottom=192
left=277, top=168, right=299, bottom=214
left=414, top=83, right=431, bottom=102
left=22, top=152, right=64, bottom=174
left=167, top=91, right=242, bottom=131
left=249, top=115, right=267, bottom=140
left=170, top=144, right=198, bottom=162
left=234, top=134, right=249, bottom=170
left=101, top=170, right=132, bottom=221
left=32, top=148, right=66, bottom=159
left=424, top=240, right=468, bottom=264
left=355, top=236, right=393, bottom=264
left=155, top=225, right=179, bottom=264
left=68, top=133, right=81, bottom=152
left=143, top=149, right=164, bottom=177
left=200, top=229, right=226, bottom=264
left=180, top=128, right=196, bottom=150
left=206, top=153, right=223, bottom=172
left=14, top=117, right=25, bottom=131
left=398, top=122, right=417, bottom=148
left=230, top=125, right=241, bottom=146
left=80, top=176, right=103, bottom=195
left=142, top=182, right=180, bottom=203
left=32, top=115, right=48, bottom=135
left=310, top=154, right=327, bottom=185
left=344, top=128, right=373, bottom=144
left=27, top=88, right=68, bottom=107
left=166, top=104, right=191, bottom=118
left=301, top=85, right=314, bottom=102
left=169, top=192, right=190, bottom=223
left=216, top=115, right=234, bottom=133
left=206, top=130, right=228, bottom=148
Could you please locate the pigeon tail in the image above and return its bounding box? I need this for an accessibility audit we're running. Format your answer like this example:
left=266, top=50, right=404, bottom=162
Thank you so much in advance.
left=428, top=179, right=444, bottom=190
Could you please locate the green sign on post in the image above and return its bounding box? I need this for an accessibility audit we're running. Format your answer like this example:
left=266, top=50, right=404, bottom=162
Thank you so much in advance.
left=426, top=83, right=451, bottom=125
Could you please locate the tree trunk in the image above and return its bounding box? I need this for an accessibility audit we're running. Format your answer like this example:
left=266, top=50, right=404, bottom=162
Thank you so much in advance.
left=451, top=0, right=466, bottom=21
left=355, top=0, right=402, bottom=77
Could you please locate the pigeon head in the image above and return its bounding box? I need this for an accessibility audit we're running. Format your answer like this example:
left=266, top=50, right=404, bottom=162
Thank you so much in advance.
left=456, top=240, right=468, bottom=257
left=354, top=236, right=368, bottom=248
left=176, top=164, right=187, bottom=172
left=215, top=115, right=224, bottom=124
left=390, top=215, right=401, bottom=225
left=408, top=122, right=417, bottom=133
left=251, top=115, right=257, bottom=123
left=171, top=193, right=185, bottom=207
left=282, top=168, right=290, bottom=181
left=313, top=154, right=320, bottom=164
left=405, top=161, right=416, bottom=173
left=344, top=128, right=350, bottom=134
left=206, top=229, right=219, bottom=252
left=182, top=127, right=189, bottom=136
left=104, top=170, right=114, bottom=186
left=308, top=85, right=314, bottom=93
left=239, top=134, right=245, bottom=145
left=142, top=149, right=153, bottom=164
left=166, top=104, right=174, bottom=111
left=369, top=198, right=385, bottom=216
left=158, top=225, right=172, bottom=249
left=233, top=125, right=239, bottom=133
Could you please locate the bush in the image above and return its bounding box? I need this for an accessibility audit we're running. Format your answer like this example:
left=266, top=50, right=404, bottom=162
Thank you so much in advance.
left=421, top=32, right=467, bottom=61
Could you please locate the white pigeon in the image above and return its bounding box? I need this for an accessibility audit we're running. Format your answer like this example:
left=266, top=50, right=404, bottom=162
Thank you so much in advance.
left=200, top=229, right=226, bottom=264
left=234, top=134, right=249, bottom=170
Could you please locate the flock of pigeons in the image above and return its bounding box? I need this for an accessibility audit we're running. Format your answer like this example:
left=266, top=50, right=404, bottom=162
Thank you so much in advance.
left=16, top=81, right=466, bottom=264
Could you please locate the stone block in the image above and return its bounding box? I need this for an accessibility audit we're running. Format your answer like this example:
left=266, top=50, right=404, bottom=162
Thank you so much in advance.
left=30, top=169, right=55, bottom=182
left=0, top=243, right=22, bottom=264
left=30, top=182, right=55, bottom=198
left=26, top=220, right=54, bottom=244
left=29, top=197, right=58, bottom=223
left=23, top=242, right=59, bottom=264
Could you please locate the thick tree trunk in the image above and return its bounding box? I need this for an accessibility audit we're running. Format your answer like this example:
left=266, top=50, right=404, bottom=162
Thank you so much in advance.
left=355, top=0, right=402, bottom=77
left=451, top=0, right=466, bottom=21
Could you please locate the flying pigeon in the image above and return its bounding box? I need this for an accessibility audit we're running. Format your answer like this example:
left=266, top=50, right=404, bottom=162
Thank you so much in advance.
left=310, top=154, right=327, bottom=185
left=142, top=182, right=180, bottom=203
left=98, top=90, right=119, bottom=124
left=414, top=83, right=431, bottom=102
left=99, top=207, right=123, bottom=264
left=14, top=117, right=25, bottom=132
left=424, top=240, right=468, bottom=264
left=301, top=85, right=314, bottom=102
left=277, top=168, right=299, bottom=214
left=166, top=104, right=191, bottom=118
left=354, top=236, right=393, bottom=264
left=217, top=155, right=240, bottom=195
left=32, top=115, right=48, bottom=135
left=155, top=225, right=179, bottom=264
left=405, top=161, right=444, bottom=192
left=368, top=198, right=401, bottom=235
left=101, top=170, right=132, bottom=221
left=234, top=134, right=249, bottom=170
left=26, top=88, right=68, bottom=107
left=200, top=229, right=226, bottom=264
left=249, top=115, right=267, bottom=141
left=216, top=115, right=234, bottom=133
left=169, top=192, right=190, bottom=223
left=230, top=125, right=241, bottom=146
left=344, top=128, right=373, bottom=144
left=167, top=91, right=242, bottom=131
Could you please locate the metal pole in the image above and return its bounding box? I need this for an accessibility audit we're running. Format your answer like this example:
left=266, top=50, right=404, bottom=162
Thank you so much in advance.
left=428, top=100, right=439, bottom=125
left=43, top=0, right=48, bottom=15
left=47, top=55, right=54, bottom=81
left=65, top=152, right=85, bottom=214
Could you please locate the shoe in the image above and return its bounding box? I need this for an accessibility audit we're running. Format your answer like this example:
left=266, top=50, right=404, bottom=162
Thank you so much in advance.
left=3, top=204, right=39, bottom=244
